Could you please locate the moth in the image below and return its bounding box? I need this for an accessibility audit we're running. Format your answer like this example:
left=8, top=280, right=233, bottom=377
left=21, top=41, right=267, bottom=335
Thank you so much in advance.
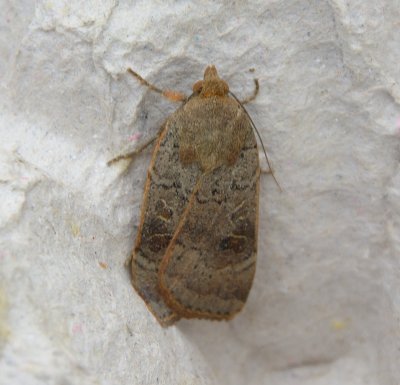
left=113, top=66, right=277, bottom=326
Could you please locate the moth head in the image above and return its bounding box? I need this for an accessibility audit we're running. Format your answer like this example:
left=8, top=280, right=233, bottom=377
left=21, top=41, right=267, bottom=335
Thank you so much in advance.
left=193, top=65, right=229, bottom=97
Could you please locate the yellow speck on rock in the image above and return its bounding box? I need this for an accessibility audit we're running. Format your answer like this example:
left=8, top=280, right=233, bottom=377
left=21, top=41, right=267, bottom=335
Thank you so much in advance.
left=331, top=318, right=348, bottom=331
left=70, top=222, right=80, bottom=237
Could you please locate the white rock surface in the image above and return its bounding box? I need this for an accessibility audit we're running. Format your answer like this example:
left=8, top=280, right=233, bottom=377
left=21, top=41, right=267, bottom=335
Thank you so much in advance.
left=1, top=1, right=400, bottom=384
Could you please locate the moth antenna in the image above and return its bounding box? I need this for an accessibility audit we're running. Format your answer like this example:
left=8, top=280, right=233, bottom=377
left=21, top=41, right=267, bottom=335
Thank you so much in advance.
left=229, top=91, right=282, bottom=192
left=127, top=68, right=187, bottom=102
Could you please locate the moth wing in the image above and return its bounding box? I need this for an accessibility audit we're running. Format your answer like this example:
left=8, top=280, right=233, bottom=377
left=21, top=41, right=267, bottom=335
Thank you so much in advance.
left=158, top=127, right=260, bottom=319
left=132, top=117, right=201, bottom=326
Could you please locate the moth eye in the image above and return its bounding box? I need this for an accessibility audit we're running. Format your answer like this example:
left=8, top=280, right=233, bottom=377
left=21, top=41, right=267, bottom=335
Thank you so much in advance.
left=193, top=80, right=203, bottom=94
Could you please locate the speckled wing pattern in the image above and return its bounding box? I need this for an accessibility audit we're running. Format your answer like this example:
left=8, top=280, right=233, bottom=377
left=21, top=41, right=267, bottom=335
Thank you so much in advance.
left=158, top=125, right=259, bottom=319
left=132, top=116, right=201, bottom=326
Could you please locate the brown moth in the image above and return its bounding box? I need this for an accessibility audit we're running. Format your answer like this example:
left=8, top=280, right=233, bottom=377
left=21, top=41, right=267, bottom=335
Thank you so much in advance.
left=129, top=66, right=263, bottom=327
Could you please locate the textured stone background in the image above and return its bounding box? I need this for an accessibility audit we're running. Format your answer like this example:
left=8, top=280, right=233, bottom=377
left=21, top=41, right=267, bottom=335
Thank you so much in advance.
left=1, top=1, right=400, bottom=384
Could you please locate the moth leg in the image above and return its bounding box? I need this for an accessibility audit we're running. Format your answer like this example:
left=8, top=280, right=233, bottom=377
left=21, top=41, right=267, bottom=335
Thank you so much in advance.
left=107, top=135, right=158, bottom=166
left=128, top=68, right=188, bottom=103
left=240, top=79, right=259, bottom=105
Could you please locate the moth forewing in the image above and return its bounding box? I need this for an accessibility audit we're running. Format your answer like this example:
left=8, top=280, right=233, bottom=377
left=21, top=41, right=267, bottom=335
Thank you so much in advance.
left=131, top=119, right=201, bottom=327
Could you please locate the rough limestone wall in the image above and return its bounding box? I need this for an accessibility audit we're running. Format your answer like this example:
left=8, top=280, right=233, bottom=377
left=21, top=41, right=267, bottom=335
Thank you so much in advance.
left=1, top=1, right=400, bottom=385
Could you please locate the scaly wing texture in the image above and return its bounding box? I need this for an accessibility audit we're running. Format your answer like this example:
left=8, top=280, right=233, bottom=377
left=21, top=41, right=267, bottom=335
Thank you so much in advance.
left=132, top=119, right=201, bottom=326
left=159, top=126, right=259, bottom=319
